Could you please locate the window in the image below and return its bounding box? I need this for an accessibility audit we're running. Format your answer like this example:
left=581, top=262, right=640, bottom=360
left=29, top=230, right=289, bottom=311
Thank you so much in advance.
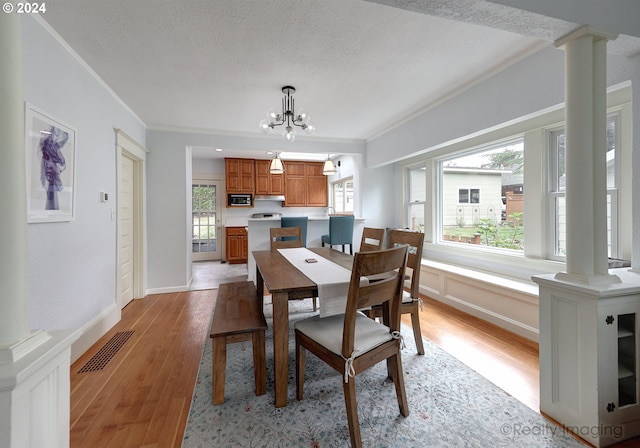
left=407, top=167, right=426, bottom=232
left=458, top=188, right=480, bottom=204
left=192, top=183, right=217, bottom=253
left=332, top=177, right=354, bottom=213
left=439, top=139, right=524, bottom=250
left=548, top=115, right=619, bottom=260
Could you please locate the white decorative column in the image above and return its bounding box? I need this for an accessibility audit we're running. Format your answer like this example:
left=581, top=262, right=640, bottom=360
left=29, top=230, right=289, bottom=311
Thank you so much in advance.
left=534, top=26, right=640, bottom=447
left=0, top=3, right=30, bottom=351
left=555, top=26, right=619, bottom=285
left=0, top=14, right=79, bottom=448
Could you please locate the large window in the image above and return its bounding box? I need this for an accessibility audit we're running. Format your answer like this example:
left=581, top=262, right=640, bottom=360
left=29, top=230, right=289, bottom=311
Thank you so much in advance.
left=439, top=139, right=524, bottom=251
left=548, top=115, right=619, bottom=260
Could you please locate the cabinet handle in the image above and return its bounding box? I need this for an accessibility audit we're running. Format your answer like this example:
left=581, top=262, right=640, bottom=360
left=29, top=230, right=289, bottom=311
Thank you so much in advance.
left=605, top=315, right=615, bottom=325
left=606, top=402, right=616, bottom=413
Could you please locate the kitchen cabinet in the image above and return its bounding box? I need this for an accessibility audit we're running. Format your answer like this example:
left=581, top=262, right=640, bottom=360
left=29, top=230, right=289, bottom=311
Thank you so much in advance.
left=255, top=159, right=284, bottom=195
left=284, top=161, right=327, bottom=207
left=225, top=226, right=248, bottom=264
left=225, top=158, right=255, bottom=193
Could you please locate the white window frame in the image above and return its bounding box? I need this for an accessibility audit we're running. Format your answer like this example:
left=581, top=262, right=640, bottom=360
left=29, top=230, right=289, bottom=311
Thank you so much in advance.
left=406, top=166, right=426, bottom=231
left=458, top=187, right=481, bottom=204
left=546, top=112, right=621, bottom=261
left=331, top=176, right=354, bottom=214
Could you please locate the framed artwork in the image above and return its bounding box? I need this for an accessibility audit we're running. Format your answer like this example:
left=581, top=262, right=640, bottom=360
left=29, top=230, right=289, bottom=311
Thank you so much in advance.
left=25, top=103, right=77, bottom=223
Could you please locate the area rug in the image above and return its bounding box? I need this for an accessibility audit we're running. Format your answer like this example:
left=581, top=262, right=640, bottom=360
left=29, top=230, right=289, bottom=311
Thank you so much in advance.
left=182, top=299, right=585, bottom=447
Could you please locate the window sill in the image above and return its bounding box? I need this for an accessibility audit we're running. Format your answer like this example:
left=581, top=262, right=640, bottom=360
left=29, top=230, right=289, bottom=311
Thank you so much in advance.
left=424, top=242, right=565, bottom=285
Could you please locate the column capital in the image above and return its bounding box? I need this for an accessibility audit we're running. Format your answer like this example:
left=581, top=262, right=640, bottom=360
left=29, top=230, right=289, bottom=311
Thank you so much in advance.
left=555, top=25, right=618, bottom=49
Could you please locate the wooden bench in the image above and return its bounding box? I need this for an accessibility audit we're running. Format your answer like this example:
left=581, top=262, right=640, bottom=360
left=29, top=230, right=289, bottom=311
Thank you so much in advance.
left=210, top=281, right=267, bottom=405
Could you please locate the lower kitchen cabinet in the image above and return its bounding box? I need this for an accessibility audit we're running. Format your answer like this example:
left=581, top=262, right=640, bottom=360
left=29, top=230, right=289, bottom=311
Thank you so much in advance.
left=226, top=226, right=248, bottom=264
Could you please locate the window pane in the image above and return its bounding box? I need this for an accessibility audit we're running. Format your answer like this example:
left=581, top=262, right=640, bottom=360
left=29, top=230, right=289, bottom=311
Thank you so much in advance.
left=441, top=140, right=524, bottom=251
left=192, top=184, right=217, bottom=253
left=470, top=189, right=480, bottom=204
left=333, top=182, right=344, bottom=212
left=409, top=203, right=424, bottom=232
left=344, top=180, right=354, bottom=212
left=554, top=196, right=566, bottom=257
left=606, top=119, right=615, bottom=189
left=409, top=168, right=426, bottom=202
left=458, top=189, right=469, bottom=204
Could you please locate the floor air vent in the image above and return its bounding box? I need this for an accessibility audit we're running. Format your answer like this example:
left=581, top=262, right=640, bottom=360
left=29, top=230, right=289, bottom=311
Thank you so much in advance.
left=78, top=330, right=135, bottom=373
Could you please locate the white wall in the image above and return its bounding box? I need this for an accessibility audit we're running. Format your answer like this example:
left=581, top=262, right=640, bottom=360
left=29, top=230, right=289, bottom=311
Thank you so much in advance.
left=367, top=46, right=566, bottom=167
left=22, top=16, right=146, bottom=331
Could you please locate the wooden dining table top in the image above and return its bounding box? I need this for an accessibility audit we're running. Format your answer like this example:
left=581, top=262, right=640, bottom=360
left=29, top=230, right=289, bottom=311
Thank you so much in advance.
left=253, top=246, right=354, bottom=294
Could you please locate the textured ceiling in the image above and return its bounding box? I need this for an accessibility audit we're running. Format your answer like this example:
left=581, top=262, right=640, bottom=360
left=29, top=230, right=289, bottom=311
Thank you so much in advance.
left=39, top=0, right=640, bottom=153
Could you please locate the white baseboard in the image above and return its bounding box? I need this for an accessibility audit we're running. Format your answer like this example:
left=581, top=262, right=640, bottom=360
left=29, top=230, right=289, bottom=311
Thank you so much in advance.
left=146, top=285, right=189, bottom=295
left=70, top=304, right=120, bottom=364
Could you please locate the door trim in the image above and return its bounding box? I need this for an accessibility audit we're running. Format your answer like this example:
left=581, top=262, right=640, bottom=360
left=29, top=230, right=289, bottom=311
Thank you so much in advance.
left=115, top=129, right=147, bottom=305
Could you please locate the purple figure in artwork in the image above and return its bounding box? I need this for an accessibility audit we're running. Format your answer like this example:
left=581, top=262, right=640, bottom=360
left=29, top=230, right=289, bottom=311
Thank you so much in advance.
left=39, top=126, right=68, bottom=210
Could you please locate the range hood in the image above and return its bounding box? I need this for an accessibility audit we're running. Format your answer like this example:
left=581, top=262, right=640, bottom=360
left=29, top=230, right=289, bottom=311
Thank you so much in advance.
left=254, top=195, right=285, bottom=201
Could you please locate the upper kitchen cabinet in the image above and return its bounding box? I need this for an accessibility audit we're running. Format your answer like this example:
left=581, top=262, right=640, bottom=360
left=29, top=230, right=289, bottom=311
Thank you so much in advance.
left=255, top=159, right=284, bottom=196
left=284, top=161, right=327, bottom=207
left=225, top=158, right=255, bottom=193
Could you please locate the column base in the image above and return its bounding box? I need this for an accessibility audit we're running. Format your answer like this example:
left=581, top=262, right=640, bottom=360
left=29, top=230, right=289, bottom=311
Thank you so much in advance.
left=0, top=329, right=80, bottom=448
left=554, top=271, right=622, bottom=286
left=0, top=330, right=51, bottom=365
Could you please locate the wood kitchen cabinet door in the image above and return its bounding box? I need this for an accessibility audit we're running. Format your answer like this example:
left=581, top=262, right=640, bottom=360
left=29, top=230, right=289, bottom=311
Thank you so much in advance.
left=225, top=227, right=248, bottom=263
left=305, top=162, right=328, bottom=206
left=225, top=158, right=255, bottom=193
left=255, top=160, right=284, bottom=195
left=284, top=176, right=306, bottom=206
left=284, top=161, right=327, bottom=207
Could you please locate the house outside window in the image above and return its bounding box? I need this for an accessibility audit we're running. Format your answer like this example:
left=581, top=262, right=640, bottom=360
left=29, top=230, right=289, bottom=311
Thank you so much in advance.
left=439, top=139, right=524, bottom=250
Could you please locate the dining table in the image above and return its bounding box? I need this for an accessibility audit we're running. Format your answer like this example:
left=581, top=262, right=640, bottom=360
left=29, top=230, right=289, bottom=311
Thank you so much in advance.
left=253, top=246, right=354, bottom=408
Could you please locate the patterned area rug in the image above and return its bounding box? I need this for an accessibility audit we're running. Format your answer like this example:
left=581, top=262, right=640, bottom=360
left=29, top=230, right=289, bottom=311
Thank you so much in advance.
left=182, top=299, right=585, bottom=447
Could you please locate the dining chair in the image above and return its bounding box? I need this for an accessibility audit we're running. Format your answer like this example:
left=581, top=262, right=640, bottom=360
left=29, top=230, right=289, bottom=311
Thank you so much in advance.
left=269, top=226, right=317, bottom=311
left=359, top=227, right=385, bottom=252
left=281, top=217, right=308, bottom=247
left=269, top=226, right=302, bottom=249
left=294, top=245, right=409, bottom=448
left=367, top=229, right=426, bottom=355
left=321, top=215, right=355, bottom=254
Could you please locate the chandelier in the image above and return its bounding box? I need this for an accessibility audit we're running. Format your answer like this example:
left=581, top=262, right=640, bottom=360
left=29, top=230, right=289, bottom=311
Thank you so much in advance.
left=259, top=86, right=315, bottom=142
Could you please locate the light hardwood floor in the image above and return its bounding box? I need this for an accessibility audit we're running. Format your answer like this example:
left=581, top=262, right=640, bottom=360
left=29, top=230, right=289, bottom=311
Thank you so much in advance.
left=70, top=288, right=639, bottom=447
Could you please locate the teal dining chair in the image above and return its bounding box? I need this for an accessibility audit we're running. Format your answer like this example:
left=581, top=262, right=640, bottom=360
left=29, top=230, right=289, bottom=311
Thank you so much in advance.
left=321, top=215, right=355, bottom=254
left=281, top=217, right=308, bottom=247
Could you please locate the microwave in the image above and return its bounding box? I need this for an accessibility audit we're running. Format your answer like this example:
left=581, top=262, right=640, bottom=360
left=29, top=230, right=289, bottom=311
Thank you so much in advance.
left=228, top=194, right=252, bottom=207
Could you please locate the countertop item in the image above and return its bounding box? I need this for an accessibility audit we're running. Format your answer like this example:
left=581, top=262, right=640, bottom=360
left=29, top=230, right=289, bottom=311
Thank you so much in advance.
left=251, top=212, right=282, bottom=219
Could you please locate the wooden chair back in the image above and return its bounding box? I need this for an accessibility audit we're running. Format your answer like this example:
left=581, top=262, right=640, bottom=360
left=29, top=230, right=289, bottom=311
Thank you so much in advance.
left=342, top=245, right=408, bottom=358
left=386, top=229, right=425, bottom=299
left=270, top=226, right=302, bottom=250
left=359, top=227, right=385, bottom=252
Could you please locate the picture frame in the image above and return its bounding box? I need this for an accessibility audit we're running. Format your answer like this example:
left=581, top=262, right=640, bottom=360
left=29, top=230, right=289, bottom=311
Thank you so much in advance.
left=25, top=103, right=77, bottom=223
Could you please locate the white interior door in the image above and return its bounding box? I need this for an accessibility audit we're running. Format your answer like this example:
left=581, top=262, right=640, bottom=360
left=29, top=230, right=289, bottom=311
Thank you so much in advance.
left=192, top=179, right=222, bottom=261
left=119, top=155, right=135, bottom=308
